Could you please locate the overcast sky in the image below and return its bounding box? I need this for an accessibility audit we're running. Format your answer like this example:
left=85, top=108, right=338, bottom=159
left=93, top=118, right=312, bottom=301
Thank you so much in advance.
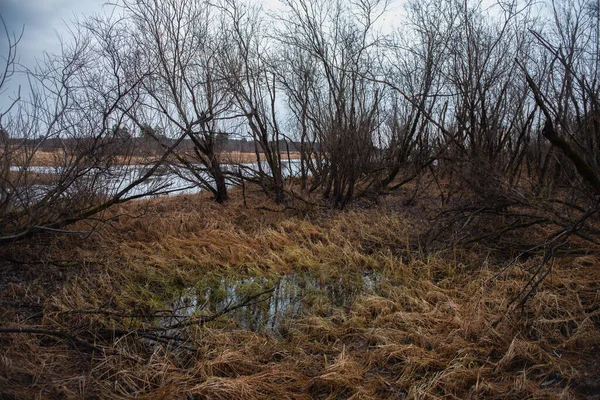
left=0, top=0, right=107, bottom=109
left=0, top=0, right=404, bottom=112
left=0, top=0, right=105, bottom=60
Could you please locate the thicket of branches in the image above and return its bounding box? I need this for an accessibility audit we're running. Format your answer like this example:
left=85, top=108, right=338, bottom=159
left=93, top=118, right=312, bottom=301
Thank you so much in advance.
left=0, top=0, right=599, bottom=264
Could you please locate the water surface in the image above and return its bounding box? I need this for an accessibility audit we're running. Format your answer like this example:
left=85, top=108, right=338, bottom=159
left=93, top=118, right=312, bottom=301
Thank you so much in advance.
left=165, top=270, right=382, bottom=333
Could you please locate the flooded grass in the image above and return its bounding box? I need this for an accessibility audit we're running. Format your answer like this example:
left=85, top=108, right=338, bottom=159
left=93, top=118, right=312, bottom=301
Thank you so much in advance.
left=166, top=270, right=383, bottom=333
left=1, top=187, right=599, bottom=399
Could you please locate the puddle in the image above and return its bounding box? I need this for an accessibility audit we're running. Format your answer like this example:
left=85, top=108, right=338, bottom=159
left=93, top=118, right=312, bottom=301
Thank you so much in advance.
left=165, top=270, right=382, bottom=333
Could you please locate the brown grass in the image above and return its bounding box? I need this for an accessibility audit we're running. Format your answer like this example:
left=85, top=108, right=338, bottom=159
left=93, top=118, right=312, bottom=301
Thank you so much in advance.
left=16, top=149, right=64, bottom=166
left=217, top=151, right=301, bottom=164
left=10, top=147, right=300, bottom=167
left=0, top=186, right=599, bottom=399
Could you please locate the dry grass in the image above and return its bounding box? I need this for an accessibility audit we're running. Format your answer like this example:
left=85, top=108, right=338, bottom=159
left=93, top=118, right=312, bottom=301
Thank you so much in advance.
left=9, top=147, right=300, bottom=167
left=217, top=151, right=301, bottom=164
left=15, top=149, right=65, bottom=166
left=0, top=186, right=599, bottom=399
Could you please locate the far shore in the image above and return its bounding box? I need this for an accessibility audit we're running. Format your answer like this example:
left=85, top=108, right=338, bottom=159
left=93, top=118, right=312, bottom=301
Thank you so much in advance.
left=8, top=148, right=302, bottom=167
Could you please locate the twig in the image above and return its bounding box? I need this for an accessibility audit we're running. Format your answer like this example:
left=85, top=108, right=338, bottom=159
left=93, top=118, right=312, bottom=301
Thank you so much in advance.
left=0, top=327, right=101, bottom=352
left=164, top=287, right=275, bottom=330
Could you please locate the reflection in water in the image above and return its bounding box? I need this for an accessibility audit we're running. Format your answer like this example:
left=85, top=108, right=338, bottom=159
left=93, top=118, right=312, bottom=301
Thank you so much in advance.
left=167, top=270, right=382, bottom=333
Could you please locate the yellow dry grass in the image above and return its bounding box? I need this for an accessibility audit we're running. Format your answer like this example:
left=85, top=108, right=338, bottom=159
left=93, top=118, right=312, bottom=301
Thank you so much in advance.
left=10, top=146, right=300, bottom=167
left=0, top=186, right=599, bottom=399
left=16, top=149, right=64, bottom=166
left=217, top=151, right=301, bottom=164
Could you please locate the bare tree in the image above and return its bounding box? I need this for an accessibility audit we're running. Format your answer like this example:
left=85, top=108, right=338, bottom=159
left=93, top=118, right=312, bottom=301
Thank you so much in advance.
left=0, top=16, right=23, bottom=217
left=0, top=12, right=180, bottom=245
left=276, top=0, right=389, bottom=208
left=120, top=0, right=234, bottom=203
left=519, top=0, right=600, bottom=210
left=217, top=0, right=289, bottom=204
left=374, top=0, right=457, bottom=195
left=522, top=0, right=600, bottom=195
left=276, top=46, right=322, bottom=191
left=508, top=0, right=600, bottom=305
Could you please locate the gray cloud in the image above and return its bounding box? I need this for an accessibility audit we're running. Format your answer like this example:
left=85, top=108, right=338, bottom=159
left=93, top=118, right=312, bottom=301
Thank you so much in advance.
left=2, top=0, right=105, bottom=59
left=0, top=0, right=106, bottom=109
left=0, top=1, right=30, bottom=29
